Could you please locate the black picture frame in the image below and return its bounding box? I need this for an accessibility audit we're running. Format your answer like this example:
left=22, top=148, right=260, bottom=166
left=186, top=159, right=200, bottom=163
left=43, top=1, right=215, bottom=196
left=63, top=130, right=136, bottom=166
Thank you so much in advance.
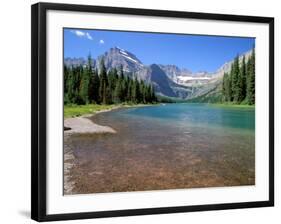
left=31, top=2, right=274, bottom=222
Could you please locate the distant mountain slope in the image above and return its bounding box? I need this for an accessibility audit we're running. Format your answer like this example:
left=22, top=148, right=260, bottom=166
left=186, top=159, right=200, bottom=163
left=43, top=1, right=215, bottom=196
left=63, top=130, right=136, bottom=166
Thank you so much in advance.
left=187, top=50, right=253, bottom=102
left=187, top=80, right=223, bottom=103
left=64, top=57, right=95, bottom=67
left=158, top=64, right=192, bottom=82
left=149, top=64, right=176, bottom=97
left=64, top=47, right=253, bottom=101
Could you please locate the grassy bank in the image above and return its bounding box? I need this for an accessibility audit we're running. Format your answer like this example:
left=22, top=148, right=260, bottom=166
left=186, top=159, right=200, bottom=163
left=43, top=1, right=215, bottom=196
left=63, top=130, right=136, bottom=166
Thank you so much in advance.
left=64, top=103, right=156, bottom=118
left=209, top=103, right=255, bottom=109
left=64, top=104, right=116, bottom=118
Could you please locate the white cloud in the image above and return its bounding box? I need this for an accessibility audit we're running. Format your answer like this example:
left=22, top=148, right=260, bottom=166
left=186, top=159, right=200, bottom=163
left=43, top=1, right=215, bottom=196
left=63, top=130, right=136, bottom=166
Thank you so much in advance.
left=71, top=30, right=85, bottom=37
left=99, top=39, right=105, bottom=44
left=86, top=32, right=93, bottom=40
left=70, top=30, right=93, bottom=40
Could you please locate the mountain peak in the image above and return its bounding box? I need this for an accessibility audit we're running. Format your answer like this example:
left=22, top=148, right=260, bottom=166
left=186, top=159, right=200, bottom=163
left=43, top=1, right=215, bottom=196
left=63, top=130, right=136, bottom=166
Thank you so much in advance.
left=108, top=46, right=124, bottom=53
left=97, top=47, right=144, bottom=73
left=108, top=47, right=142, bottom=64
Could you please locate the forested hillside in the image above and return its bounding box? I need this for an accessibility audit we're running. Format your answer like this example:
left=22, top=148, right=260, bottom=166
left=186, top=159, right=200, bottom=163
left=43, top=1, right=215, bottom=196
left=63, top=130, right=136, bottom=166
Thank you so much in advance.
left=64, top=55, right=157, bottom=105
left=189, top=48, right=255, bottom=105
left=222, top=49, right=255, bottom=105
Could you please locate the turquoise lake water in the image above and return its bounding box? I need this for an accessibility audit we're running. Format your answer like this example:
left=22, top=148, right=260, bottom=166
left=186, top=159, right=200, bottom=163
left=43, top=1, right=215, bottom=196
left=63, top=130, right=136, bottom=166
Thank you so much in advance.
left=67, top=103, right=255, bottom=194
left=121, top=103, right=255, bottom=131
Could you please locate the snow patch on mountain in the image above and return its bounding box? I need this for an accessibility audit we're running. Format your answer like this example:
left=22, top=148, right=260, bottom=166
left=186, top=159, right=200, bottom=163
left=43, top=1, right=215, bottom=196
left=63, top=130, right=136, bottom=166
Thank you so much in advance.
left=120, top=50, right=128, bottom=56
left=177, top=76, right=211, bottom=81
left=121, top=54, right=139, bottom=64
left=116, top=46, right=125, bottom=51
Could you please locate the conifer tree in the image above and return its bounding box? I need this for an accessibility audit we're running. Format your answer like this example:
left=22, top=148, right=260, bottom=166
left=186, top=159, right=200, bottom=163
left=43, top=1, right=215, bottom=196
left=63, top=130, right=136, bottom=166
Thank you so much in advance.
left=113, top=77, right=122, bottom=103
left=139, top=80, right=146, bottom=103
left=150, top=84, right=156, bottom=102
left=246, top=49, right=255, bottom=105
left=232, top=55, right=240, bottom=102
left=131, top=78, right=137, bottom=103
left=127, top=78, right=133, bottom=102
left=238, top=56, right=247, bottom=103
left=99, top=58, right=108, bottom=104
left=80, top=70, right=89, bottom=104
left=89, top=68, right=100, bottom=103
left=64, top=65, right=69, bottom=96
left=222, top=72, right=227, bottom=101
left=66, top=66, right=75, bottom=104
left=225, top=72, right=232, bottom=102
left=229, top=64, right=234, bottom=101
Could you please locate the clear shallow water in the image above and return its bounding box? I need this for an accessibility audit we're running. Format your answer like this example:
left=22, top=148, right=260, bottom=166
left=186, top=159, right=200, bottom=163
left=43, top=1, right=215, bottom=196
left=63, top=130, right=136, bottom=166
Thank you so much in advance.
left=65, top=103, right=255, bottom=194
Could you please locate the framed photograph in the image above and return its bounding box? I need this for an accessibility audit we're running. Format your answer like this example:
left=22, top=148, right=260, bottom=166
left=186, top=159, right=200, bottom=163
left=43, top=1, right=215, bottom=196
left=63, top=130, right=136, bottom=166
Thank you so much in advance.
left=31, top=2, right=274, bottom=222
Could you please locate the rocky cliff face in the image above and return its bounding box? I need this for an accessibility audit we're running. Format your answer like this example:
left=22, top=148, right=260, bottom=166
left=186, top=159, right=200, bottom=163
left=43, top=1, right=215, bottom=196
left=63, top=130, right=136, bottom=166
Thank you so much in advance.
left=97, top=47, right=144, bottom=74
left=158, top=64, right=192, bottom=82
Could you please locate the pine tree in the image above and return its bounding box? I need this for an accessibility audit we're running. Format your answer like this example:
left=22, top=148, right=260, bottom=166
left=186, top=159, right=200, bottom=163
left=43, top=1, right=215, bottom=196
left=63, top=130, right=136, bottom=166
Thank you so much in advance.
left=107, top=69, right=115, bottom=103
left=232, top=55, right=240, bottom=102
left=64, top=65, right=69, bottom=96
left=99, top=58, right=108, bottom=104
left=225, top=72, right=232, bottom=102
left=66, top=66, right=75, bottom=104
left=88, top=70, right=94, bottom=103
left=113, top=77, right=122, bottom=103
left=131, top=78, right=137, bottom=103
left=89, top=68, right=100, bottom=103
left=135, top=78, right=141, bottom=103
left=228, top=64, right=234, bottom=101
left=139, top=80, right=145, bottom=103
left=80, top=70, right=88, bottom=104
left=126, top=78, right=133, bottom=102
left=246, top=49, right=255, bottom=105
left=75, top=66, right=84, bottom=104
left=238, top=56, right=247, bottom=103
left=145, top=85, right=151, bottom=103
left=80, top=54, right=93, bottom=104
left=64, top=66, right=69, bottom=104
left=150, top=84, right=156, bottom=102
left=222, top=72, right=227, bottom=102
left=119, top=66, right=126, bottom=102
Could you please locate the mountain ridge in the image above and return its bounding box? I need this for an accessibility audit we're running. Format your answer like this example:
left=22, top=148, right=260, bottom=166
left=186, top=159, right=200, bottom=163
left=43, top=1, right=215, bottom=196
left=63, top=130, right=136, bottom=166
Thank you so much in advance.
left=64, top=47, right=253, bottom=100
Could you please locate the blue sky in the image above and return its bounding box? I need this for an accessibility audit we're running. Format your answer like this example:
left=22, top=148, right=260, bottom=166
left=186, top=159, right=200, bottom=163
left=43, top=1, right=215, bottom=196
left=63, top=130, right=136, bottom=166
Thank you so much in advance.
left=64, top=28, right=254, bottom=73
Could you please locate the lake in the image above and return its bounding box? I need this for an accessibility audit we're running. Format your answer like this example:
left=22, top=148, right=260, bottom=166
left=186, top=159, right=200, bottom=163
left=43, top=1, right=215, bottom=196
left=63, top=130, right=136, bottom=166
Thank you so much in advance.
left=65, top=103, right=255, bottom=194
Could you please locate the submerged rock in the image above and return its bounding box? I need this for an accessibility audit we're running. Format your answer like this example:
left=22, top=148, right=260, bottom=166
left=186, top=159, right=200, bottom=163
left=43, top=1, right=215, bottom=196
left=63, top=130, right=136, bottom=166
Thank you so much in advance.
left=64, top=126, right=71, bottom=131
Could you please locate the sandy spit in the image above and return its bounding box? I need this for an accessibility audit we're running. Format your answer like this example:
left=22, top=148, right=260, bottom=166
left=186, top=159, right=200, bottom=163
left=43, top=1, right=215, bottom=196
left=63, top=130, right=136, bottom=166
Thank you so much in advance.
left=64, top=104, right=152, bottom=134
left=64, top=116, right=116, bottom=134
